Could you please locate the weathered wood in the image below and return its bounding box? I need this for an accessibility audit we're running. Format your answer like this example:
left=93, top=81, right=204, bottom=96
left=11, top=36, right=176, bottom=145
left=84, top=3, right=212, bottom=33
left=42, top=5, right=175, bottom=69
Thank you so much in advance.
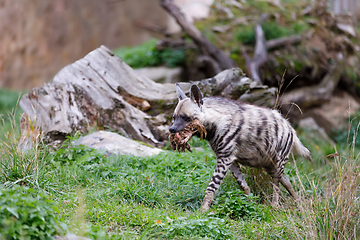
left=187, top=68, right=278, bottom=107
left=243, top=15, right=268, bottom=85
left=160, top=0, right=237, bottom=73
left=19, top=45, right=176, bottom=146
left=266, top=35, right=302, bottom=50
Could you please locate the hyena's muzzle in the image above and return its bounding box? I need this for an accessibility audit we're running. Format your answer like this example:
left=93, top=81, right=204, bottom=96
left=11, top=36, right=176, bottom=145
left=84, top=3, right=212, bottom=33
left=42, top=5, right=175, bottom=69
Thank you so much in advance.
left=169, top=116, right=190, bottom=134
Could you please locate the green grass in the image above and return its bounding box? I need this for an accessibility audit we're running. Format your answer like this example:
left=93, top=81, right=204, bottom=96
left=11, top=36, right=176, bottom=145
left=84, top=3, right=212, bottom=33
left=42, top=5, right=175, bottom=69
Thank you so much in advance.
left=1, top=130, right=359, bottom=238
left=0, top=92, right=359, bottom=239
left=0, top=89, right=23, bottom=141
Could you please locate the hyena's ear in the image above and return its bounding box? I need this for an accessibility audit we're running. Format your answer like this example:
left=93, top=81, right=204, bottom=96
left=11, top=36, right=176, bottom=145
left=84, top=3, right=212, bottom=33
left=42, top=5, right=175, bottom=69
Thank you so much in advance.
left=175, top=83, right=187, bottom=101
left=190, top=85, right=203, bottom=107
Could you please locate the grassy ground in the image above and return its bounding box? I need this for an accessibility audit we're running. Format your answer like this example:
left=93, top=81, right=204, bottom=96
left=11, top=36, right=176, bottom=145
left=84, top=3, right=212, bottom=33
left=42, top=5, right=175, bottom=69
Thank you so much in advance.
left=0, top=91, right=359, bottom=239
left=0, top=89, right=23, bottom=141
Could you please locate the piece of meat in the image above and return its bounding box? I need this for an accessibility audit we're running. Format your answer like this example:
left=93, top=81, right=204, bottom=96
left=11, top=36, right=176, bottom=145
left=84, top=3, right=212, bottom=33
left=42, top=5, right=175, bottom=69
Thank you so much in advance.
left=169, top=119, right=207, bottom=152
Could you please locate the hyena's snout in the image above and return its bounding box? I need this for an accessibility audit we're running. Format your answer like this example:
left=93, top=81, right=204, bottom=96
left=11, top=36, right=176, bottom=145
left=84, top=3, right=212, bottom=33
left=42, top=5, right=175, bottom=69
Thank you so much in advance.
left=169, top=119, right=189, bottom=133
left=169, top=123, right=186, bottom=133
left=169, top=125, right=177, bottom=133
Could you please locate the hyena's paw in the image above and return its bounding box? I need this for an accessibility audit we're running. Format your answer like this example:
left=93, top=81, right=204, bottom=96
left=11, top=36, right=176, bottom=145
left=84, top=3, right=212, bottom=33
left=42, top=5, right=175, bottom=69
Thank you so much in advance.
left=242, top=186, right=251, bottom=195
left=199, top=191, right=214, bottom=211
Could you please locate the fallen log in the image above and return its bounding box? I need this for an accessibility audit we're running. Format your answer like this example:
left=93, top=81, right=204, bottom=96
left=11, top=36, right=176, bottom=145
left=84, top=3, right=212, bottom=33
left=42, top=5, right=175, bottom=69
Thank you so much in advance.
left=19, top=45, right=176, bottom=147
left=19, top=45, right=276, bottom=149
left=180, top=68, right=277, bottom=106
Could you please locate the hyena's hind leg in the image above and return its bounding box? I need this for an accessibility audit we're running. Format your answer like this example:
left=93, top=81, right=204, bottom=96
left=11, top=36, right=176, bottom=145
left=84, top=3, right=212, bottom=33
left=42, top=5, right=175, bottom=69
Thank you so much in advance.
left=229, top=162, right=250, bottom=195
left=266, top=157, right=299, bottom=206
left=280, top=175, right=299, bottom=201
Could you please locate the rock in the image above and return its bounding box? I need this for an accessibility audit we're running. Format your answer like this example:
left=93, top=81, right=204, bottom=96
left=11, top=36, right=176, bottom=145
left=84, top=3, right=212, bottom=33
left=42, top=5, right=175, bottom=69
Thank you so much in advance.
left=54, top=234, right=91, bottom=240
left=299, top=90, right=360, bottom=133
left=134, top=66, right=183, bottom=83
left=298, top=117, right=334, bottom=144
left=336, top=23, right=357, bottom=37
left=73, top=131, right=163, bottom=157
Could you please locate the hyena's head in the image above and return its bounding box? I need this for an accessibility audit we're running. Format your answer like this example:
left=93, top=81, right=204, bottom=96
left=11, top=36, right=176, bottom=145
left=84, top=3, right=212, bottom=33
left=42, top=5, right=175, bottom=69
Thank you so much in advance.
left=169, top=83, right=203, bottom=133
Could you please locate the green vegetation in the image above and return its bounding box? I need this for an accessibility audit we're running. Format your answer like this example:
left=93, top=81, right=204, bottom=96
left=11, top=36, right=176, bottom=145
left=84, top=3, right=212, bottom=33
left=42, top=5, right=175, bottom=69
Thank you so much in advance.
left=113, top=39, right=185, bottom=69
left=0, top=186, right=66, bottom=239
left=332, top=110, right=360, bottom=149
left=236, top=21, right=309, bottom=45
left=0, top=95, right=359, bottom=239
left=0, top=89, right=22, bottom=141
left=214, top=191, right=267, bottom=221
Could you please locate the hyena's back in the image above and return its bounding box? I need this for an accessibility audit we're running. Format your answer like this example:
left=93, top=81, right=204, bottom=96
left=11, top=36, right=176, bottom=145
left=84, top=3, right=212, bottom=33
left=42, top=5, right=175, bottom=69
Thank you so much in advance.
left=203, top=97, right=312, bottom=168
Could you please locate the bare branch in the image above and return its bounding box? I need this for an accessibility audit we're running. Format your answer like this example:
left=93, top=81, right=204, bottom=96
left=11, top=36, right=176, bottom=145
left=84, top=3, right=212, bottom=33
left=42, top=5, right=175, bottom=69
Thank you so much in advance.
left=160, top=0, right=236, bottom=72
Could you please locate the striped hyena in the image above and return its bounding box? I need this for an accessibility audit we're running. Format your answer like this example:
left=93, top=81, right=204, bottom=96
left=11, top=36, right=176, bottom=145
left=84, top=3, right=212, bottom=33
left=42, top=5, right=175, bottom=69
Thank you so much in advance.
left=169, top=84, right=312, bottom=211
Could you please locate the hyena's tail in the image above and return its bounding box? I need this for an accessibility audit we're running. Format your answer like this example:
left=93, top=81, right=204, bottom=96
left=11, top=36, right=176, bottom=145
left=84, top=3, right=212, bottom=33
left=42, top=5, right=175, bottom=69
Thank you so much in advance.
left=292, top=132, right=313, bottom=162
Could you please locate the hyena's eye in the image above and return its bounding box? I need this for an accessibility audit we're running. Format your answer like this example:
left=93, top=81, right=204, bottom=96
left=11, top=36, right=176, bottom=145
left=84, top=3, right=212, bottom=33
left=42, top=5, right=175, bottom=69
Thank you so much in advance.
left=180, top=114, right=191, bottom=122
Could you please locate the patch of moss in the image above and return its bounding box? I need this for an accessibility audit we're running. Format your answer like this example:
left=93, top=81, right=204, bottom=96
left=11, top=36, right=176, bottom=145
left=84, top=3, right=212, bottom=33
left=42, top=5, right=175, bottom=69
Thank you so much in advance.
left=235, top=21, right=310, bottom=45
left=113, top=39, right=185, bottom=69
left=344, top=68, right=359, bottom=83
left=235, top=25, right=256, bottom=44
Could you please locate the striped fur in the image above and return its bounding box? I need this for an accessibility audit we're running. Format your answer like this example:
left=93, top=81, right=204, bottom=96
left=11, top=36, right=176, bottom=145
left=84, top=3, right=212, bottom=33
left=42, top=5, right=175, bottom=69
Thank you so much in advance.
left=170, top=84, right=312, bottom=211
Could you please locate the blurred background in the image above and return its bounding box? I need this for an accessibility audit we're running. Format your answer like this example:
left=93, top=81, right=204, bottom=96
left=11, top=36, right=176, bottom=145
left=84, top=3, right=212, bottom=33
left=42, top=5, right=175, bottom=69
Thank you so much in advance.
left=0, top=0, right=171, bottom=90
left=0, top=0, right=358, bottom=89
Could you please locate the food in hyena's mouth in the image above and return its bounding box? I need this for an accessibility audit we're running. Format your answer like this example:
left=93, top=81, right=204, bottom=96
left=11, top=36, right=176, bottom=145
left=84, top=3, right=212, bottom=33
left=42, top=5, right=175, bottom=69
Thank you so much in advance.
left=169, top=119, right=207, bottom=152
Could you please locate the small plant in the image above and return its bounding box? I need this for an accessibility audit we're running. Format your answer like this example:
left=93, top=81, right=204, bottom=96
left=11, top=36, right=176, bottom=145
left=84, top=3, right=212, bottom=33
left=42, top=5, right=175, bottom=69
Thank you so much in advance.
left=0, top=133, right=47, bottom=187
left=235, top=20, right=309, bottom=45
left=151, top=216, right=232, bottom=239
left=236, top=22, right=293, bottom=45
left=113, top=39, right=185, bottom=69
left=0, top=185, right=67, bottom=240
left=332, top=115, right=360, bottom=149
left=158, top=48, right=185, bottom=68
left=50, top=144, right=106, bottom=166
left=214, top=191, right=266, bottom=221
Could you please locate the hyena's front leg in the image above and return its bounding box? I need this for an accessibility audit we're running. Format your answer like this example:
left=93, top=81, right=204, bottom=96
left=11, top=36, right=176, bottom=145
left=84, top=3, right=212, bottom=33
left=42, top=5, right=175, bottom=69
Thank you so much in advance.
left=229, top=162, right=250, bottom=195
left=200, top=158, right=233, bottom=211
